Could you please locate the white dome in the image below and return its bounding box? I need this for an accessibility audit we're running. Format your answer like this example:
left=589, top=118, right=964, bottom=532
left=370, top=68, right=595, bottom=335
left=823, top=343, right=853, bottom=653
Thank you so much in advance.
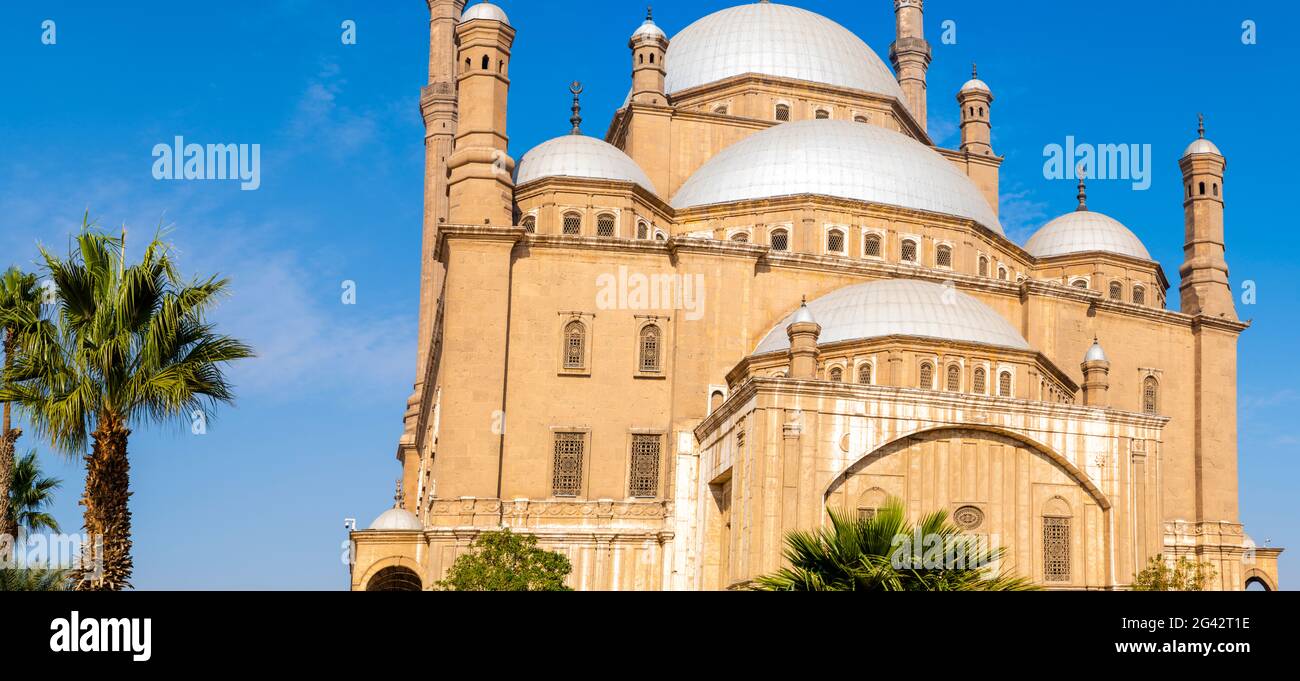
left=1024, top=210, right=1151, bottom=260
left=515, top=135, right=657, bottom=194
left=632, top=19, right=666, bottom=40
left=960, top=78, right=991, bottom=94
left=663, top=3, right=905, bottom=101
left=369, top=508, right=423, bottom=531
left=461, top=2, right=510, bottom=25
left=1084, top=340, right=1108, bottom=363
left=671, top=120, right=1004, bottom=235
left=1183, top=138, right=1221, bottom=157
left=754, top=279, right=1031, bottom=354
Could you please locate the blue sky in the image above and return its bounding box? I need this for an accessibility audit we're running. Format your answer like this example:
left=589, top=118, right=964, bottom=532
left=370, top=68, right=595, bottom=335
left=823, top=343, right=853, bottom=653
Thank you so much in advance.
left=0, top=0, right=1295, bottom=589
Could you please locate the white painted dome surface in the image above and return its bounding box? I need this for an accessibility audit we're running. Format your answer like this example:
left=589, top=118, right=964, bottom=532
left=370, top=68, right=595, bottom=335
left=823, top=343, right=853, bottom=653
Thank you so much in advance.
left=461, top=2, right=510, bottom=25
left=671, top=120, right=1004, bottom=235
left=960, top=78, right=991, bottom=94
left=1084, top=340, right=1108, bottom=363
left=663, top=3, right=905, bottom=100
left=754, top=279, right=1031, bottom=354
left=515, top=135, right=657, bottom=194
left=369, top=508, right=423, bottom=531
left=1182, top=138, right=1222, bottom=157
left=632, top=19, right=666, bottom=40
left=1024, top=210, right=1151, bottom=260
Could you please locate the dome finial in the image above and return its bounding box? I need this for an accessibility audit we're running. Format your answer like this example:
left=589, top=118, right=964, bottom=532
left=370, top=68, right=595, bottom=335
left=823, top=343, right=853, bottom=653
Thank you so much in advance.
left=1198, top=112, right=1206, bottom=138
left=646, top=5, right=653, bottom=21
left=569, top=81, right=584, bottom=135
left=972, top=62, right=978, bottom=79
left=393, top=478, right=404, bottom=509
left=1076, top=162, right=1088, bottom=212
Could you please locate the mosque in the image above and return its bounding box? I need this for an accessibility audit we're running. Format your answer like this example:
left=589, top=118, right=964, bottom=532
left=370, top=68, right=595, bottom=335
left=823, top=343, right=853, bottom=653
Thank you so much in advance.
left=349, top=0, right=1281, bottom=591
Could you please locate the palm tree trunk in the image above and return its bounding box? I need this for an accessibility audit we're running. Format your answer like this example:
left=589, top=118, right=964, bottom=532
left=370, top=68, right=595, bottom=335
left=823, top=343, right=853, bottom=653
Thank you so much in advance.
left=0, top=328, right=19, bottom=544
left=77, top=413, right=132, bottom=591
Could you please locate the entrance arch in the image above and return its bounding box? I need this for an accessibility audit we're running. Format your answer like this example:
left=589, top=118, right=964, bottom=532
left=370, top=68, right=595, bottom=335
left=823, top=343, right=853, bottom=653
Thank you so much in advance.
left=366, top=566, right=423, bottom=592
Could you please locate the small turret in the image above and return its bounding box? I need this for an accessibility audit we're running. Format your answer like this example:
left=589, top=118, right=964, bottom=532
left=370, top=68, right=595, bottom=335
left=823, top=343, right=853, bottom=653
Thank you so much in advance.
left=786, top=297, right=821, bottom=379
left=1080, top=338, right=1111, bottom=407
left=630, top=6, right=669, bottom=106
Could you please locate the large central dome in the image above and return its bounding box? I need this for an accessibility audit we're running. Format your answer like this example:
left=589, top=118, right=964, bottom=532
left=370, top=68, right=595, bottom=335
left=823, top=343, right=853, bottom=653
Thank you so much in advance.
left=671, top=120, right=1004, bottom=234
left=663, top=2, right=905, bottom=100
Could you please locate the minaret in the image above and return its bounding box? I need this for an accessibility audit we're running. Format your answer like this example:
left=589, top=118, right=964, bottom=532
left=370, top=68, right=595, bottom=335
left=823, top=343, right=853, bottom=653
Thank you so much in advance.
left=958, top=64, right=994, bottom=156
left=1080, top=339, right=1111, bottom=407
left=447, top=1, right=516, bottom=227
left=1179, top=115, right=1236, bottom=319
left=404, top=0, right=465, bottom=509
left=786, top=298, right=822, bottom=379
left=889, top=0, right=932, bottom=132
left=630, top=7, right=668, bottom=106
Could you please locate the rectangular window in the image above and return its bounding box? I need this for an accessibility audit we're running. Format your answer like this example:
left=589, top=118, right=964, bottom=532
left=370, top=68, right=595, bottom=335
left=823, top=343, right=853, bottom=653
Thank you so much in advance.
left=629, top=434, right=661, bottom=498
left=1043, top=516, right=1071, bottom=582
left=552, top=433, right=585, bottom=497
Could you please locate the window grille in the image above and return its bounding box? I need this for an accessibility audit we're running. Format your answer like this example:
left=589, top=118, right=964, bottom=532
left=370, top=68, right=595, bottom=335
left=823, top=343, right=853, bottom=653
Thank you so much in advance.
left=629, top=434, right=661, bottom=498
left=858, top=363, right=872, bottom=385
left=771, top=229, right=789, bottom=252
left=552, top=433, right=584, bottom=497
left=563, top=213, right=581, bottom=235
left=639, top=325, right=662, bottom=373
left=1143, top=377, right=1158, bottom=415
left=597, top=214, right=616, bottom=238
left=1043, top=516, right=1071, bottom=582
left=919, top=362, right=933, bottom=389
left=828, top=366, right=843, bottom=382
left=902, top=239, right=918, bottom=262
left=999, top=371, right=1013, bottom=397
left=973, top=368, right=987, bottom=394
left=947, top=365, right=961, bottom=391
left=563, top=321, right=586, bottom=369
left=864, top=233, right=882, bottom=257
left=937, top=245, right=953, bottom=268
left=775, top=104, right=790, bottom=121
left=827, top=230, right=845, bottom=253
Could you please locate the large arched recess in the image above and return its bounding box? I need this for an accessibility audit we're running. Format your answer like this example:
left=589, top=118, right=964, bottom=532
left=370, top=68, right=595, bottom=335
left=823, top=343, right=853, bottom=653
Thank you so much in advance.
left=357, top=555, right=425, bottom=592
left=824, top=425, right=1111, bottom=511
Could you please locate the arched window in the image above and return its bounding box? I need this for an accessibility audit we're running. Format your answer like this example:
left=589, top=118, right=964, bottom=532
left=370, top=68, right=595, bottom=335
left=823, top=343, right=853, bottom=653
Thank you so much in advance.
left=854, top=115, right=869, bottom=124
left=1132, top=285, right=1146, bottom=306
left=936, top=244, right=953, bottom=268
left=1109, top=281, right=1123, bottom=301
left=654, top=232, right=667, bottom=241
left=1042, top=498, right=1072, bottom=583
left=1143, top=376, right=1159, bottom=415
left=709, top=390, right=725, bottom=413
left=1187, top=184, right=1193, bottom=198
left=770, top=229, right=789, bottom=252
left=637, top=221, right=650, bottom=240
left=714, top=105, right=728, bottom=115
left=639, top=324, right=662, bottom=373
left=366, top=566, right=422, bottom=592
left=945, top=364, right=961, bottom=391
left=864, top=233, right=882, bottom=257
left=978, top=256, right=989, bottom=277
left=978, top=107, right=984, bottom=116
left=775, top=103, right=790, bottom=122
left=998, top=266, right=1008, bottom=281
left=998, top=371, right=1013, bottom=397
left=1071, top=279, right=1089, bottom=289
left=901, top=239, right=918, bottom=263
left=826, top=229, right=845, bottom=253
left=973, top=367, right=987, bottom=394
left=596, top=213, right=616, bottom=238
left=828, top=366, right=844, bottom=382
left=919, top=362, right=934, bottom=390
left=498, top=60, right=505, bottom=74
left=639, top=53, right=644, bottom=64
left=814, top=109, right=830, bottom=120
left=481, top=55, right=490, bottom=70
left=1214, top=183, right=1220, bottom=197
left=562, top=212, right=582, bottom=235
left=521, top=215, right=536, bottom=233
left=857, top=363, right=872, bottom=385
left=730, top=232, right=750, bottom=243
left=564, top=321, right=586, bottom=369
left=649, top=53, right=655, bottom=64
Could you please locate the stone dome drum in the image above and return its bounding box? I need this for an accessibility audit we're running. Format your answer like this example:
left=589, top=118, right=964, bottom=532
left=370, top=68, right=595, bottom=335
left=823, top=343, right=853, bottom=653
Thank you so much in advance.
left=754, top=279, right=1032, bottom=354
left=671, top=120, right=1005, bottom=235
left=662, top=2, right=906, bottom=101
left=515, top=135, right=657, bottom=194
left=1024, top=210, right=1152, bottom=260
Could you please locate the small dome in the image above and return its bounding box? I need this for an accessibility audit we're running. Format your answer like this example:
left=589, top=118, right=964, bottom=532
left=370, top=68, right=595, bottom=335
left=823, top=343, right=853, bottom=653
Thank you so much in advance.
left=1024, top=210, right=1152, bottom=261
left=632, top=18, right=666, bottom=40
left=671, top=120, right=1004, bottom=235
left=515, top=135, right=657, bottom=194
left=369, top=508, right=423, bottom=531
left=960, top=78, right=991, bottom=94
left=462, top=1, right=510, bottom=25
left=1183, top=138, right=1222, bottom=157
left=662, top=3, right=905, bottom=100
left=755, top=279, right=1031, bottom=354
left=791, top=301, right=817, bottom=325
left=1084, top=340, right=1108, bottom=363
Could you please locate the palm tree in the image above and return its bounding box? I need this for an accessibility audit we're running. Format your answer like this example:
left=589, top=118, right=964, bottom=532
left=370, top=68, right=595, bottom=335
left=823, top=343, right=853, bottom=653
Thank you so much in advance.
left=0, top=566, right=73, bottom=591
left=754, top=499, right=1038, bottom=591
left=0, top=266, right=42, bottom=542
left=0, top=224, right=253, bottom=590
left=9, top=450, right=61, bottom=535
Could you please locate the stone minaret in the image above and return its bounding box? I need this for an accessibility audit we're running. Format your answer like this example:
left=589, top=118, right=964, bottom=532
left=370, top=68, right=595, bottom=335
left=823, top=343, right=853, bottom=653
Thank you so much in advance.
left=448, top=3, right=516, bottom=227
left=1179, top=115, right=1236, bottom=320
left=889, top=0, right=931, bottom=133
left=402, top=0, right=466, bottom=512
left=1079, top=339, right=1110, bottom=407
left=786, top=299, right=821, bottom=379
left=630, top=7, right=668, bottom=106
left=958, top=64, right=994, bottom=157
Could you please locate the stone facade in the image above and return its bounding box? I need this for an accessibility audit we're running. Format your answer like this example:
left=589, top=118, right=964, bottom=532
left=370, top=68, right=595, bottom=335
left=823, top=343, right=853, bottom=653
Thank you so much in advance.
left=349, top=0, right=1281, bottom=592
